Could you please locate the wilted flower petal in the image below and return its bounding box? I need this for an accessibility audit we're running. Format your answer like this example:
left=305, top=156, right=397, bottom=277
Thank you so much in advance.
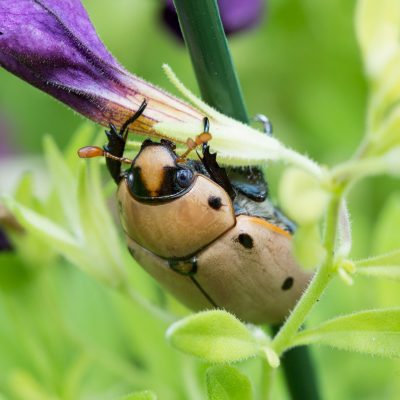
left=0, top=0, right=202, bottom=140
left=162, top=0, right=264, bottom=39
left=0, top=0, right=322, bottom=175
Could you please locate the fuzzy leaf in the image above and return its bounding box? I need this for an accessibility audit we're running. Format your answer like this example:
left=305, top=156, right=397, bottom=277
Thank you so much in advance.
left=356, top=266, right=400, bottom=280
left=356, top=249, right=400, bottom=267
left=206, top=365, right=253, bottom=400
left=292, top=308, right=400, bottom=358
left=355, top=249, right=400, bottom=280
left=166, top=310, right=258, bottom=363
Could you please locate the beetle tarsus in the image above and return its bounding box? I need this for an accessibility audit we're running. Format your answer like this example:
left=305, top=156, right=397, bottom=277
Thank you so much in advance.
left=177, top=117, right=212, bottom=162
left=203, top=116, right=210, bottom=133
left=254, top=114, right=273, bottom=136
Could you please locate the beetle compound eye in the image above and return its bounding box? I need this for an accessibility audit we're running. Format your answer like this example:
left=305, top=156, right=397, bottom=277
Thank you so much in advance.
left=175, top=169, right=193, bottom=188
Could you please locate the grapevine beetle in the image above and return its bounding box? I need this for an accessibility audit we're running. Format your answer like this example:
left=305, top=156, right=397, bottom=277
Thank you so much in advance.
left=79, top=100, right=311, bottom=324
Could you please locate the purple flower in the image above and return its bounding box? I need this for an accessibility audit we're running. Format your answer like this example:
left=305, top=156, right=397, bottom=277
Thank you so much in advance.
left=162, top=0, right=264, bottom=39
left=0, top=0, right=288, bottom=166
left=0, top=0, right=202, bottom=139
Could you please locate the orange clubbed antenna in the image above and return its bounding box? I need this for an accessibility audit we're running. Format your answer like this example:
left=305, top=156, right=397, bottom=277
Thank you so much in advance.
left=78, top=146, right=132, bottom=164
left=78, top=146, right=105, bottom=158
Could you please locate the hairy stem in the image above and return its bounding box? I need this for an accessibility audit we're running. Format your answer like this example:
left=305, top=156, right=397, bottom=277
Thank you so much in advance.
left=273, top=195, right=342, bottom=354
left=172, top=0, right=249, bottom=122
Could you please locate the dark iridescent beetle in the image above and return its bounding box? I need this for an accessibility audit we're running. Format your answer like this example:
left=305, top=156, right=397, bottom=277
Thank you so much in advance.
left=79, top=100, right=311, bottom=324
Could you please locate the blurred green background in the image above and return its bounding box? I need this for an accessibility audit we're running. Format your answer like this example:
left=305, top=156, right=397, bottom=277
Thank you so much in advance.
left=0, top=0, right=399, bottom=399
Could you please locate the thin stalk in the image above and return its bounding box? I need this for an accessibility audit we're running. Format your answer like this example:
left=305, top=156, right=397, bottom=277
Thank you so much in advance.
left=260, top=360, right=275, bottom=400
left=272, top=330, right=321, bottom=400
left=172, top=0, right=249, bottom=122
left=273, top=196, right=342, bottom=354
left=172, top=1, right=321, bottom=399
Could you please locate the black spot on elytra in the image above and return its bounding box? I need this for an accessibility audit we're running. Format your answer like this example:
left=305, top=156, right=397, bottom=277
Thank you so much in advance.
left=238, top=233, right=253, bottom=249
left=282, top=277, right=294, bottom=290
left=208, top=195, right=222, bottom=210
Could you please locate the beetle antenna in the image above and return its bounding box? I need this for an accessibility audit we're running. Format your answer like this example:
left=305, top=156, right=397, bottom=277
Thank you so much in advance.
left=120, top=99, right=148, bottom=142
left=78, top=146, right=132, bottom=164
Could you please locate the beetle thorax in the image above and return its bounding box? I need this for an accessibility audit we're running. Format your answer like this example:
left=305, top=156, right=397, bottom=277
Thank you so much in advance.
left=133, top=146, right=176, bottom=197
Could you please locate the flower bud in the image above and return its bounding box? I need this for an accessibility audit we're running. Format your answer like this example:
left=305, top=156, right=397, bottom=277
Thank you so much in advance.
left=279, top=167, right=330, bottom=225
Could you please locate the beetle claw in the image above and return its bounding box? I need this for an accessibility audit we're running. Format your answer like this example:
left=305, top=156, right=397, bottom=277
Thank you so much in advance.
left=254, top=114, right=273, bottom=136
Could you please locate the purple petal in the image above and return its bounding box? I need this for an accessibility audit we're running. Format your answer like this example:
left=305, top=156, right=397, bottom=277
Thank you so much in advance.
left=162, top=0, right=264, bottom=39
left=0, top=0, right=202, bottom=139
left=219, top=0, right=264, bottom=34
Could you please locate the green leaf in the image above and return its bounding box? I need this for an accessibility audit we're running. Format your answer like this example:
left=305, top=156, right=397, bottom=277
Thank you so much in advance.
left=13, top=172, right=35, bottom=207
left=64, top=123, right=96, bottom=170
left=44, top=135, right=81, bottom=236
left=206, top=365, right=253, bottom=400
left=357, top=249, right=400, bottom=267
left=166, top=310, right=258, bottom=363
left=356, top=265, right=400, bottom=280
left=292, top=308, right=400, bottom=358
left=6, top=199, right=78, bottom=247
left=356, top=0, right=400, bottom=78
left=355, top=249, right=400, bottom=280
left=118, top=390, right=157, bottom=400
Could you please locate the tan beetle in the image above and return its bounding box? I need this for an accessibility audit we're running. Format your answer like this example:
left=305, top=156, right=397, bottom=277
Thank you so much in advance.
left=78, top=100, right=311, bottom=324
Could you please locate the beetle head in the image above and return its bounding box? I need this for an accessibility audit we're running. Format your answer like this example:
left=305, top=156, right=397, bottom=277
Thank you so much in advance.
left=127, top=139, right=195, bottom=201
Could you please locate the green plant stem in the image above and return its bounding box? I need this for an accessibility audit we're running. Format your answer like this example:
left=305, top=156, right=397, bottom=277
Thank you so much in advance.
left=272, top=330, right=320, bottom=400
left=173, top=1, right=322, bottom=399
left=172, top=0, right=249, bottom=122
left=260, top=360, right=274, bottom=400
left=273, top=195, right=342, bottom=354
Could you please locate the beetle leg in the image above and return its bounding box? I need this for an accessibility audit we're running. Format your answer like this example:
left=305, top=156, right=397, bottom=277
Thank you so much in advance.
left=168, top=257, right=198, bottom=276
left=78, top=100, right=148, bottom=182
left=177, top=117, right=212, bottom=162
left=103, top=99, right=147, bottom=183
left=254, top=114, right=273, bottom=136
